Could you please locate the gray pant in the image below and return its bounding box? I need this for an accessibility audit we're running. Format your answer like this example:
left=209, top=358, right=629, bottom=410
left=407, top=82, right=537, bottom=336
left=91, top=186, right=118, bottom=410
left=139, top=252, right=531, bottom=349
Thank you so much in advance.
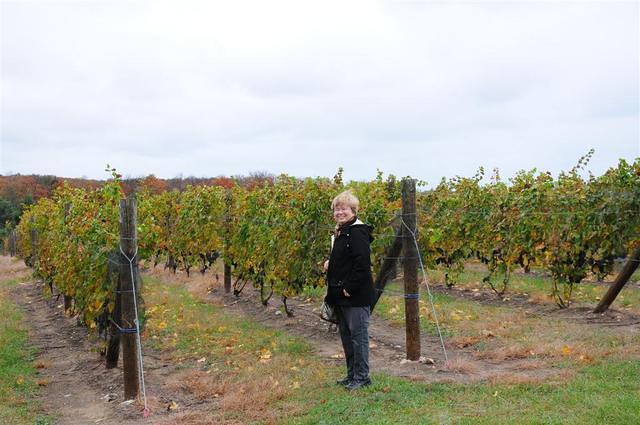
left=337, top=306, right=370, bottom=382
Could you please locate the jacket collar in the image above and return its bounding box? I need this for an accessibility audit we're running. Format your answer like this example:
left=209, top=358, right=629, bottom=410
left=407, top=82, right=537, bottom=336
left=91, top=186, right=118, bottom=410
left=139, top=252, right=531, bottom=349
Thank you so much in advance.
left=336, top=217, right=365, bottom=235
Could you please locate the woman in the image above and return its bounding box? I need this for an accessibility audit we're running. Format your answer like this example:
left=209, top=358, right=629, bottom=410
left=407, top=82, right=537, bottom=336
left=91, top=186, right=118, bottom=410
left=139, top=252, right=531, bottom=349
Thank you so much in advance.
left=324, top=190, right=375, bottom=390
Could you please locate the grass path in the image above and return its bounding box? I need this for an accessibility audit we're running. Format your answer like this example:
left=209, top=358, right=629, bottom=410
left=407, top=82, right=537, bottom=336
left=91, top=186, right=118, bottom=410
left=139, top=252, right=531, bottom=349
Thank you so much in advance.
left=2, top=253, right=639, bottom=424
left=141, top=269, right=640, bottom=424
left=0, top=262, right=51, bottom=424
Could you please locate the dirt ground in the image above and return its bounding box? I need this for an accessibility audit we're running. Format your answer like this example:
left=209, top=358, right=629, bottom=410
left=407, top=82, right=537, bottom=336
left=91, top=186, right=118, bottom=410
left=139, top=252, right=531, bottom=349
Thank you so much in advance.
left=144, top=265, right=567, bottom=384
left=4, top=255, right=639, bottom=424
left=3, top=256, right=217, bottom=424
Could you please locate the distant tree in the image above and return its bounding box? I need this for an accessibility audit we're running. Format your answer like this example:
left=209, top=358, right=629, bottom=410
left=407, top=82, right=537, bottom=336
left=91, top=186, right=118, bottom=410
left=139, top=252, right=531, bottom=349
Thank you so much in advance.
left=139, top=174, right=167, bottom=194
left=0, top=198, right=20, bottom=227
left=210, top=176, right=235, bottom=189
left=233, top=171, right=275, bottom=190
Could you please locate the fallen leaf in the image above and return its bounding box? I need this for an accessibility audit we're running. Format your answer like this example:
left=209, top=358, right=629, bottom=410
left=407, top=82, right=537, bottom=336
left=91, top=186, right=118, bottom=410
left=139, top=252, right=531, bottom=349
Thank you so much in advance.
left=259, top=349, right=272, bottom=361
left=579, top=354, right=593, bottom=363
left=481, top=329, right=495, bottom=338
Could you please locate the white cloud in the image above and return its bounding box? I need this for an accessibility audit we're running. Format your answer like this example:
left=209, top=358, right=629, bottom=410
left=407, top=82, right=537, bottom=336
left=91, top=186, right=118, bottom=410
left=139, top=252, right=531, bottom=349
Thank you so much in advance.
left=1, top=0, right=638, bottom=184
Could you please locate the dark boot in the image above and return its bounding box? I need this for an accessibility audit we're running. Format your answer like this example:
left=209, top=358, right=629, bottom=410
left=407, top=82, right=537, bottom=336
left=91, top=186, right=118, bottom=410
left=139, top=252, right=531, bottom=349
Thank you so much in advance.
left=336, top=376, right=352, bottom=386
left=345, top=378, right=372, bottom=391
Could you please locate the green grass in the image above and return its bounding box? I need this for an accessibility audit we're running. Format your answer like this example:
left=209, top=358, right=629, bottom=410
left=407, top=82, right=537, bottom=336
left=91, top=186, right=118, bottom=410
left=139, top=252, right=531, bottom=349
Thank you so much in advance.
left=374, top=280, right=640, bottom=365
left=374, top=282, right=500, bottom=337
left=300, top=284, right=326, bottom=300
left=426, top=266, right=640, bottom=312
left=143, top=278, right=314, bottom=363
left=287, top=361, right=640, bottom=424
left=141, top=274, right=640, bottom=424
left=0, top=278, right=52, bottom=425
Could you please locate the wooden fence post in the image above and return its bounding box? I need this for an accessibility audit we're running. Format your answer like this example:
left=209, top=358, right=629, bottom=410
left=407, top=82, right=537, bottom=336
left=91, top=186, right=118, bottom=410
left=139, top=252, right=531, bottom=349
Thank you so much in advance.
left=594, top=247, right=640, bottom=313
left=224, top=263, right=232, bottom=293
left=402, top=178, right=420, bottom=361
left=105, top=249, right=122, bottom=369
left=224, top=189, right=232, bottom=293
left=63, top=203, right=73, bottom=311
left=371, top=224, right=403, bottom=311
left=9, top=230, right=17, bottom=257
left=119, top=198, right=140, bottom=400
left=29, top=216, right=38, bottom=267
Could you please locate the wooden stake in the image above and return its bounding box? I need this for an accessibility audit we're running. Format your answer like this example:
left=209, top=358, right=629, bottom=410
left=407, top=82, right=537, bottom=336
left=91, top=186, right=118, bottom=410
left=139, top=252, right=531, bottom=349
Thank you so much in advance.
left=224, top=189, right=232, bottom=293
left=371, top=223, right=403, bottom=312
left=63, top=203, right=73, bottom=311
left=119, top=198, right=139, bottom=400
left=402, top=178, right=420, bottom=360
left=594, top=247, right=640, bottom=313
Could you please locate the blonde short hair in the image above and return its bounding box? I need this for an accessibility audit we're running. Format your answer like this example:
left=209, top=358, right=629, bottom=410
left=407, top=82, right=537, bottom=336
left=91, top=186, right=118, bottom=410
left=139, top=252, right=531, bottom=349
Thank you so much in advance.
left=331, top=190, right=359, bottom=214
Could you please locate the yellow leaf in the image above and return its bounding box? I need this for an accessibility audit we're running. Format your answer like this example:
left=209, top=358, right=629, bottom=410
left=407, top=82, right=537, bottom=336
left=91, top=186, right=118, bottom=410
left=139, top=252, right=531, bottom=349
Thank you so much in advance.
left=259, top=349, right=272, bottom=360
left=579, top=354, right=593, bottom=363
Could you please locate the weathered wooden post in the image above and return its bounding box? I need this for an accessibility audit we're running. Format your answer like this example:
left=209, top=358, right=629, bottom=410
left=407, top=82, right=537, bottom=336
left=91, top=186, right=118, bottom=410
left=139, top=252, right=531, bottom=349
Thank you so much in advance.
left=9, top=230, right=17, bottom=256
left=224, top=263, right=232, bottom=293
left=594, top=247, right=640, bottom=313
left=63, top=203, right=73, bottom=311
left=402, top=178, right=420, bottom=360
left=371, top=224, right=403, bottom=311
left=119, top=198, right=140, bottom=400
left=29, top=216, right=38, bottom=267
left=105, top=249, right=122, bottom=369
left=224, top=189, right=232, bottom=293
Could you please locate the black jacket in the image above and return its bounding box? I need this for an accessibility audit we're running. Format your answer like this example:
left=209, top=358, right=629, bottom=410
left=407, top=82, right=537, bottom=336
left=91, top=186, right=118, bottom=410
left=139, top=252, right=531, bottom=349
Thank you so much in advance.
left=325, top=218, right=375, bottom=307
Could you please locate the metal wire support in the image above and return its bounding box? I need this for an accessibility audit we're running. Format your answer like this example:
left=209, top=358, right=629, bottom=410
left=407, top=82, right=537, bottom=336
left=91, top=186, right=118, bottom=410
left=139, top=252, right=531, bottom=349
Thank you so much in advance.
left=400, top=218, right=449, bottom=362
left=119, top=245, right=150, bottom=417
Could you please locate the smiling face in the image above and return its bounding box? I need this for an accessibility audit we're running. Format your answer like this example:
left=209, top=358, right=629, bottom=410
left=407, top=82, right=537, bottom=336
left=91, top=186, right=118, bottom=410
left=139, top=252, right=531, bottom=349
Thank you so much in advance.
left=333, top=203, right=355, bottom=226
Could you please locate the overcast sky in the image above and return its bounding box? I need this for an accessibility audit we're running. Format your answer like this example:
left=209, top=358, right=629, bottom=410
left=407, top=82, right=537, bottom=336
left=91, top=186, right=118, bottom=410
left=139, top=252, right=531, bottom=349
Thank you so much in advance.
left=1, top=0, right=638, bottom=186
